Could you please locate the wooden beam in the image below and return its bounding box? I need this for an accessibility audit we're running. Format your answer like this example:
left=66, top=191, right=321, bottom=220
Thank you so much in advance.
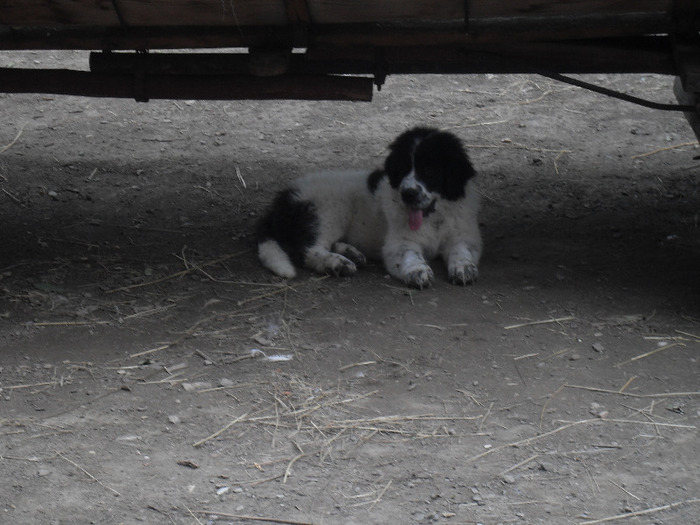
left=0, top=0, right=675, bottom=28
left=84, top=36, right=677, bottom=85
left=284, top=0, right=312, bottom=23
left=0, top=68, right=374, bottom=101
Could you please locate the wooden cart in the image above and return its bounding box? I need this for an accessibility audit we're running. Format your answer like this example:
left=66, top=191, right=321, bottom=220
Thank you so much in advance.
left=1, top=1, right=699, bottom=137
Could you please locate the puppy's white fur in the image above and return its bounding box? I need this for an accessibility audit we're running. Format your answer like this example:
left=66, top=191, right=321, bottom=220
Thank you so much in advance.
left=258, top=171, right=481, bottom=287
left=378, top=175, right=481, bottom=287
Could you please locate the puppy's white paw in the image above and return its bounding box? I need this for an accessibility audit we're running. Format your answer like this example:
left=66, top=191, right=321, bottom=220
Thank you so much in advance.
left=449, top=262, right=479, bottom=285
left=324, top=253, right=357, bottom=277
left=404, top=264, right=434, bottom=289
left=332, top=242, right=367, bottom=266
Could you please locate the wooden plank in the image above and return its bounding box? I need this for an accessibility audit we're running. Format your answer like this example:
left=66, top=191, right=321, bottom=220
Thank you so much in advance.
left=309, top=0, right=670, bottom=25
left=0, top=0, right=677, bottom=27
left=115, top=0, right=287, bottom=26
left=284, top=0, right=312, bottom=23
left=308, top=0, right=463, bottom=24
left=0, top=0, right=119, bottom=26
left=0, top=14, right=683, bottom=52
left=0, top=0, right=288, bottom=27
left=470, top=0, right=671, bottom=19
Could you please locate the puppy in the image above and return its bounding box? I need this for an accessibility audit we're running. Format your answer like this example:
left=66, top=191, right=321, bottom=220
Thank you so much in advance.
left=257, top=127, right=482, bottom=288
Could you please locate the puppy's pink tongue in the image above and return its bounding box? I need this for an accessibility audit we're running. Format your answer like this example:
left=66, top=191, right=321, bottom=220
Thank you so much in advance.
left=408, top=208, right=423, bottom=231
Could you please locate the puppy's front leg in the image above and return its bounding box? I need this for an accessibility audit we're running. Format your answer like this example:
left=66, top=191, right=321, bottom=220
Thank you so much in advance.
left=444, top=242, right=480, bottom=285
left=383, top=241, right=434, bottom=289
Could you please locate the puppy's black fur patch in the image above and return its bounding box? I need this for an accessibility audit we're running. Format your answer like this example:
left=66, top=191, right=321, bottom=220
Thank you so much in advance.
left=366, top=168, right=385, bottom=194
left=257, top=188, right=318, bottom=266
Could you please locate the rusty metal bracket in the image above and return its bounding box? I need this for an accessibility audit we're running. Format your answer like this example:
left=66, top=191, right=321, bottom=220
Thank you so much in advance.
left=464, top=0, right=471, bottom=33
left=131, top=50, right=149, bottom=102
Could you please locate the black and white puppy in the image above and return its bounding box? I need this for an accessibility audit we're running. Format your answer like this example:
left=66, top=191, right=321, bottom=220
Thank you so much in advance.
left=257, top=127, right=482, bottom=288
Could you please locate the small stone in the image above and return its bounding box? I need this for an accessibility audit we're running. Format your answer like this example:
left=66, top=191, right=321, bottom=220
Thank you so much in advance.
left=592, top=342, right=604, bottom=353
left=168, top=415, right=181, bottom=424
left=182, top=382, right=212, bottom=392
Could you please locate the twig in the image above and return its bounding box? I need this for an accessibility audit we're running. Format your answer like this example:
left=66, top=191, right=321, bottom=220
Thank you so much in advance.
left=193, top=411, right=251, bottom=448
left=565, top=384, right=700, bottom=398
left=617, top=376, right=637, bottom=393
left=467, top=142, right=572, bottom=155
left=185, top=506, right=205, bottom=525
left=2, top=188, right=22, bottom=204
left=540, top=384, right=565, bottom=430
left=417, top=323, right=446, bottom=330
left=130, top=317, right=209, bottom=358
left=579, top=498, right=700, bottom=524
left=608, top=479, right=640, bottom=501
left=369, top=480, right=393, bottom=510
left=248, top=474, right=285, bottom=486
left=498, top=454, right=540, bottom=477
left=519, top=87, right=575, bottom=105
left=283, top=451, right=308, bottom=483
left=614, top=342, right=680, bottom=367
left=236, top=277, right=327, bottom=307
left=195, top=510, right=318, bottom=525
left=631, top=141, right=698, bottom=159
left=338, top=360, right=377, bottom=371
left=106, top=250, right=250, bottom=293
left=57, top=452, right=122, bottom=497
left=32, top=320, right=110, bottom=327
left=0, top=122, right=27, bottom=154
left=452, top=119, right=509, bottom=129
left=675, top=329, right=700, bottom=341
left=5, top=381, right=63, bottom=390
left=121, top=303, right=176, bottom=321
left=504, top=316, right=574, bottom=330
left=235, top=165, right=247, bottom=188
left=592, top=418, right=694, bottom=429
left=468, top=419, right=599, bottom=462
left=478, top=402, right=493, bottom=432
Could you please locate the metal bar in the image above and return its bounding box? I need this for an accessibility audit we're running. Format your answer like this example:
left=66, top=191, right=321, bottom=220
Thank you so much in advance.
left=542, top=72, right=695, bottom=112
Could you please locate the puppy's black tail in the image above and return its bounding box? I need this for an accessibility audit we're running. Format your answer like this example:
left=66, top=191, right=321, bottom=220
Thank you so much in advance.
left=257, top=188, right=318, bottom=278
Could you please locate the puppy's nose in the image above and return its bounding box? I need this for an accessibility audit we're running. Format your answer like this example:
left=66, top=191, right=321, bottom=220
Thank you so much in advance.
left=401, top=188, right=422, bottom=207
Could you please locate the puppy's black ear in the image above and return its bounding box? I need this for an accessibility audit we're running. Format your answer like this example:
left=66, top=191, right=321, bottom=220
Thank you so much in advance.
left=440, top=134, right=476, bottom=200
left=384, top=127, right=437, bottom=188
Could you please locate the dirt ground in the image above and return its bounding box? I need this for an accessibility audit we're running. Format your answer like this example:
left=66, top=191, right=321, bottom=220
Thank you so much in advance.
left=0, top=51, right=699, bottom=525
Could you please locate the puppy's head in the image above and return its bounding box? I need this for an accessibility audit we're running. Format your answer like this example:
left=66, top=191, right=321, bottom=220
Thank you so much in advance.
left=384, top=127, right=475, bottom=231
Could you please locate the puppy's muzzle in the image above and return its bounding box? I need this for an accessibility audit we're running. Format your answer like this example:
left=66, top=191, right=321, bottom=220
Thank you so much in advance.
left=400, top=187, right=425, bottom=209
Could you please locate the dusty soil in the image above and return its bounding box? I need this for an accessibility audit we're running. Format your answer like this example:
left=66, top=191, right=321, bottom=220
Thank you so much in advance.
left=1, top=51, right=699, bottom=525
